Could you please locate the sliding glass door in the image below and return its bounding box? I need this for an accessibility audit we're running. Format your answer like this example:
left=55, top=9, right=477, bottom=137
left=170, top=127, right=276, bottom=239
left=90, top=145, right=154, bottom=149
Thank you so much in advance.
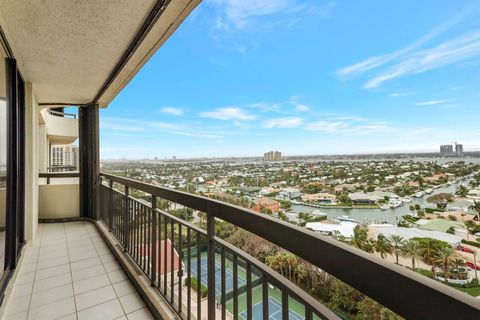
left=0, top=44, right=25, bottom=299
left=0, top=45, right=6, bottom=284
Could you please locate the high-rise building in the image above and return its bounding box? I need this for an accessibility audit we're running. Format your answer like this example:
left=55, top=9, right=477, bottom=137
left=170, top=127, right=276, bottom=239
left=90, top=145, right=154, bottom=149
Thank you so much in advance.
left=263, top=150, right=282, bottom=161
left=50, top=144, right=79, bottom=169
left=440, top=144, right=454, bottom=156
left=455, top=143, right=464, bottom=157
left=440, top=143, right=464, bottom=157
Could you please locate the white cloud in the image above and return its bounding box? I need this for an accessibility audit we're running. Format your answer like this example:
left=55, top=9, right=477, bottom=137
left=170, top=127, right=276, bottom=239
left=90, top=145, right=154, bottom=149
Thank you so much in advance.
left=101, top=117, right=178, bottom=132
left=209, top=0, right=295, bottom=31
left=305, top=120, right=393, bottom=135
left=264, top=117, right=302, bottom=128
left=336, top=13, right=466, bottom=79
left=251, top=102, right=282, bottom=113
left=200, top=107, right=255, bottom=121
left=363, top=30, right=480, bottom=89
left=389, top=92, right=411, bottom=97
left=170, top=131, right=222, bottom=139
left=336, top=8, right=480, bottom=88
left=294, top=104, right=309, bottom=112
left=208, top=0, right=335, bottom=53
left=160, top=107, right=184, bottom=116
left=415, top=100, right=446, bottom=106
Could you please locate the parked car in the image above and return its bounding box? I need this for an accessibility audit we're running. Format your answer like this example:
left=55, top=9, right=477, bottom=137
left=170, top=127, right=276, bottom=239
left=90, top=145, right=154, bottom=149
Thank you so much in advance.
left=456, top=245, right=475, bottom=253
left=465, top=262, right=480, bottom=270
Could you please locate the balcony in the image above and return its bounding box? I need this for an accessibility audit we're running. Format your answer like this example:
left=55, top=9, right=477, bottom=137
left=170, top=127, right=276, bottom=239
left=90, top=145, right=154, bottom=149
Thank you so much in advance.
left=1, top=1, right=479, bottom=319
left=41, top=109, right=78, bottom=145
left=3, top=221, right=154, bottom=320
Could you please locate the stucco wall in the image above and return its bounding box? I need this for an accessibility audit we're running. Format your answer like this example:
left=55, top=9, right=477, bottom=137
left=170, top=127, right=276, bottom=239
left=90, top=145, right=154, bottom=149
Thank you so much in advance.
left=39, top=184, right=79, bottom=219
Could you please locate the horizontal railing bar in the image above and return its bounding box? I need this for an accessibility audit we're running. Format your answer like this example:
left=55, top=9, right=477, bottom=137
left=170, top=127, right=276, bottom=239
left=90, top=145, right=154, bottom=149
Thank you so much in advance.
left=47, top=109, right=77, bottom=118
left=39, top=172, right=79, bottom=178
left=99, top=172, right=480, bottom=320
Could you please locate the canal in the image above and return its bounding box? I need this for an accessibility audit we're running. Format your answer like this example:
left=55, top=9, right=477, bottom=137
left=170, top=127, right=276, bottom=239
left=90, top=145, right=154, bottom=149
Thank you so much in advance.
left=290, top=176, right=473, bottom=224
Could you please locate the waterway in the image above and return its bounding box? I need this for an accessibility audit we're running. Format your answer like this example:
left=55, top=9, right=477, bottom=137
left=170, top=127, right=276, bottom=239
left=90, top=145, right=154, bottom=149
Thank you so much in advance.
left=290, top=176, right=474, bottom=225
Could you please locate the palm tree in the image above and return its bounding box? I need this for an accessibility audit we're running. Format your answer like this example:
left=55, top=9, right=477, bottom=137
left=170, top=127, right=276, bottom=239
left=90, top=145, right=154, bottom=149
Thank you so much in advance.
left=465, top=220, right=476, bottom=241
left=351, top=225, right=369, bottom=250
left=401, top=239, right=422, bottom=271
left=469, top=200, right=480, bottom=221
left=419, top=239, right=441, bottom=279
left=374, top=234, right=392, bottom=259
left=434, top=246, right=457, bottom=284
left=389, top=235, right=405, bottom=264
left=298, top=212, right=314, bottom=227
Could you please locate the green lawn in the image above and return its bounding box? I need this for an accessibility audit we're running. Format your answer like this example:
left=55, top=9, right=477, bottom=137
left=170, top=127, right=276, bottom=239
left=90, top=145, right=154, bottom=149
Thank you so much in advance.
left=451, top=285, right=480, bottom=296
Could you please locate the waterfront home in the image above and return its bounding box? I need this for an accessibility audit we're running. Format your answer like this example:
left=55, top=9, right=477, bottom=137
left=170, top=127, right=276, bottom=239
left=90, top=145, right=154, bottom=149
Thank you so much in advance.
left=349, top=192, right=381, bottom=204
left=254, top=197, right=280, bottom=213
left=278, top=187, right=302, bottom=200
left=301, top=193, right=337, bottom=204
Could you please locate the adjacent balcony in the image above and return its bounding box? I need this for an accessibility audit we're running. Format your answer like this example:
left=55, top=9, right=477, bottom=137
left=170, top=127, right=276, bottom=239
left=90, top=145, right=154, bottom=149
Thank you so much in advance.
left=41, top=109, right=78, bottom=145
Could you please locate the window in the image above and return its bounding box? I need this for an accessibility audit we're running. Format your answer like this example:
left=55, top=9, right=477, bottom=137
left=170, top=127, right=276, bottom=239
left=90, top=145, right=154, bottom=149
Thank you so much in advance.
left=0, top=41, right=7, bottom=283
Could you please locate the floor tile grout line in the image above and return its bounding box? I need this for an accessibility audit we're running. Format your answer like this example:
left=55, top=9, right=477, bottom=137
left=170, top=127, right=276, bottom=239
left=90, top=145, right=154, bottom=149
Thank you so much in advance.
left=24, top=220, right=45, bottom=319
left=65, top=222, right=80, bottom=320
left=84, top=220, right=130, bottom=317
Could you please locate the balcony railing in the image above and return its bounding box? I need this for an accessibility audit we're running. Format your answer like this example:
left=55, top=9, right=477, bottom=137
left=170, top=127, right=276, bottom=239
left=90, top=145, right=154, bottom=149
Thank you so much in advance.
left=99, top=172, right=480, bottom=320
left=47, top=165, right=78, bottom=173
left=47, top=108, right=77, bottom=119
left=39, top=172, right=79, bottom=184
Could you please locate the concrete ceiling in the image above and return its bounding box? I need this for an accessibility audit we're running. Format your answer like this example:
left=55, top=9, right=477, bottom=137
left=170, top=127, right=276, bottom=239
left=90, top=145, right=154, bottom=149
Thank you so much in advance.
left=0, top=0, right=200, bottom=107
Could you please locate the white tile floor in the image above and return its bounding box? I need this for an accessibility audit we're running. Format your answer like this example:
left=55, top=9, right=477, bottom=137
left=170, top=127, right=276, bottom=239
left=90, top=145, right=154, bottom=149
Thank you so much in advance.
left=2, top=222, right=154, bottom=320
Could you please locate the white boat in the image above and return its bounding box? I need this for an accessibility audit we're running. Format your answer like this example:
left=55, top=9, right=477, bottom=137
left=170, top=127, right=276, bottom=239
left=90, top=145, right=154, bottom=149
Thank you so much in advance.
left=337, top=215, right=357, bottom=223
left=389, top=200, right=402, bottom=208
left=425, top=188, right=433, bottom=194
left=415, top=191, right=424, bottom=198
left=380, top=204, right=390, bottom=210
left=311, top=210, right=327, bottom=217
left=403, top=197, right=412, bottom=203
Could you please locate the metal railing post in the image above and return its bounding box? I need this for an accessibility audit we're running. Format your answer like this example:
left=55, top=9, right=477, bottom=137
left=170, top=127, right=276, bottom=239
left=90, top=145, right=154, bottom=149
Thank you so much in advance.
left=207, top=213, right=216, bottom=320
left=108, top=180, right=113, bottom=231
left=151, top=195, right=157, bottom=286
left=124, top=185, right=129, bottom=251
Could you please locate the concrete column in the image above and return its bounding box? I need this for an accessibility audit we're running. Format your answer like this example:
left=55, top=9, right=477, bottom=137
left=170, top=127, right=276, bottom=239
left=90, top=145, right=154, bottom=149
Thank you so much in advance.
left=24, top=83, right=38, bottom=241
left=79, top=104, right=99, bottom=219
left=37, top=124, right=47, bottom=173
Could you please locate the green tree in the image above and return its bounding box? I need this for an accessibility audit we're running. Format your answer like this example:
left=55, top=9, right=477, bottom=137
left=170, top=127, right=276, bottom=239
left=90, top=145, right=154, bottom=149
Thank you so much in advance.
left=401, top=239, right=422, bottom=270
left=418, top=238, right=442, bottom=279
left=469, top=200, right=480, bottom=221
left=389, top=235, right=405, bottom=264
left=298, top=212, right=314, bottom=227
left=434, top=246, right=457, bottom=284
left=456, top=185, right=469, bottom=197
left=351, top=225, right=369, bottom=250
left=374, top=234, right=392, bottom=259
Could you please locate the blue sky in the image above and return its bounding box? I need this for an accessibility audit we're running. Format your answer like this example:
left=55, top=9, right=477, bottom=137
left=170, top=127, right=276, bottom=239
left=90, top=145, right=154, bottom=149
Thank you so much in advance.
left=100, top=0, right=480, bottom=159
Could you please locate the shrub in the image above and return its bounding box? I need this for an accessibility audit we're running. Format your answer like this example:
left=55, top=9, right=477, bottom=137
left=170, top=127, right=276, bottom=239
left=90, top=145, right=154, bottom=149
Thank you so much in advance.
left=461, top=239, right=480, bottom=249
left=415, top=268, right=434, bottom=278
left=185, top=277, right=208, bottom=298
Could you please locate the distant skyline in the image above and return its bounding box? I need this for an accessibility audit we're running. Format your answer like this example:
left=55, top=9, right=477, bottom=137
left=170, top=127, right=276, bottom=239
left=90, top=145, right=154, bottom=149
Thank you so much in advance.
left=100, top=0, right=480, bottom=159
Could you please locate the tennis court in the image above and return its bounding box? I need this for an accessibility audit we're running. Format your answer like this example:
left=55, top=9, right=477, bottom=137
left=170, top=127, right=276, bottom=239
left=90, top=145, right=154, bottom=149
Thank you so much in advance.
left=189, top=256, right=246, bottom=296
left=239, top=297, right=304, bottom=320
